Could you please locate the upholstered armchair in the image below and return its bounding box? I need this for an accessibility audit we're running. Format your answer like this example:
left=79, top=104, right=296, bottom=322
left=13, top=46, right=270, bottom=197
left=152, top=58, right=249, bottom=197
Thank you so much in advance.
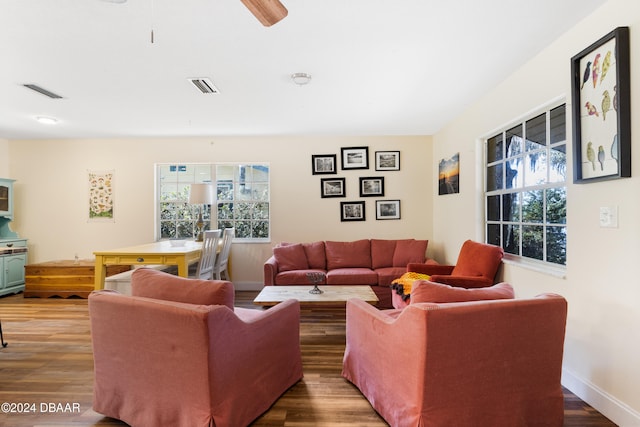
left=89, top=268, right=303, bottom=427
left=342, top=294, right=568, bottom=427
left=393, top=240, right=504, bottom=308
left=408, top=239, right=504, bottom=288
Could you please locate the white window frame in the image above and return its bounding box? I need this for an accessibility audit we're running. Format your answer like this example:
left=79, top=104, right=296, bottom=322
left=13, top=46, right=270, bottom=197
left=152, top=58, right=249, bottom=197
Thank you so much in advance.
left=483, top=99, right=567, bottom=276
left=155, top=162, right=270, bottom=243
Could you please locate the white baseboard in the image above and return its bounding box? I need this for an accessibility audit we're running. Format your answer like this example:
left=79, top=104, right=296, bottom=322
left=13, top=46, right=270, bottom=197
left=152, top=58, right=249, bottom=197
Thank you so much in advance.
left=562, top=368, right=640, bottom=426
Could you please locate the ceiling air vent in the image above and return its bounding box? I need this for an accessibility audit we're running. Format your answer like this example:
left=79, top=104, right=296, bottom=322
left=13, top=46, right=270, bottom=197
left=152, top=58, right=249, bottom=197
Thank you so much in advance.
left=22, top=84, right=64, bottom=99
left=188, top=78, right=220, bottom=94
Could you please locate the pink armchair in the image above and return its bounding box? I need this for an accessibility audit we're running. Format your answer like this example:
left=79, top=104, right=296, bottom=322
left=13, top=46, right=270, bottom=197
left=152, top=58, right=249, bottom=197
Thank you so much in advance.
left=342, top=294, right=568, bottom=427
left=89, top=269, right=303, bottom=427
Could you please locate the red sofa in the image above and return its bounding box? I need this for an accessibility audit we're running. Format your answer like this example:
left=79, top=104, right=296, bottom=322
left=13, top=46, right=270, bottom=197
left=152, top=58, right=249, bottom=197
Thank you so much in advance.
left=264, top=239, right=431, bottom=308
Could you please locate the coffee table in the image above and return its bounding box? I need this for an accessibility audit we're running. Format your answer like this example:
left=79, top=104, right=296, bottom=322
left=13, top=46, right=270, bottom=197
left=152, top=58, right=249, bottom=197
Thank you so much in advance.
left=253, top=285, right=379, bottom=306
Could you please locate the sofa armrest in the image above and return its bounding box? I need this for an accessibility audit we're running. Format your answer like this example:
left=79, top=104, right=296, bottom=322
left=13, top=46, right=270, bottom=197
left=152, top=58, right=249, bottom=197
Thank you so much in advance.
left=407, top=263, right=454, bottom=275
left=430, top=275, right=494, bottom=288
left=263, top=255, right=279, bottom=286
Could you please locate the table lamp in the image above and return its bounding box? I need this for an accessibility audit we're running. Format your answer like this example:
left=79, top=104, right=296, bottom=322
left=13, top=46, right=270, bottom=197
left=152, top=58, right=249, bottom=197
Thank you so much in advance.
left=188, top=183, right=214, bottom=242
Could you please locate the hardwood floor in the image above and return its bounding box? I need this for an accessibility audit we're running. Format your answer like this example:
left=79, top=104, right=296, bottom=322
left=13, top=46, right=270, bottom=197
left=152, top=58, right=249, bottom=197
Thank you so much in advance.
left=0, top=291, right=617, bottom=427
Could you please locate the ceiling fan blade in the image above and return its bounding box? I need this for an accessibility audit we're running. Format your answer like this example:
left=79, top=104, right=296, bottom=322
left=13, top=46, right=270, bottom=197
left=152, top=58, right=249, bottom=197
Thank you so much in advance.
left=240, top=0, right=288, bottom=27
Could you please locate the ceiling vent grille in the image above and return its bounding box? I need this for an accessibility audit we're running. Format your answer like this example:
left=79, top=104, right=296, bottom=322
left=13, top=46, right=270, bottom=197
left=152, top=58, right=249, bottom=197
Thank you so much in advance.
left=188, top=78, right=220, bottom=94
left=22, top=84, right=64, bottom=99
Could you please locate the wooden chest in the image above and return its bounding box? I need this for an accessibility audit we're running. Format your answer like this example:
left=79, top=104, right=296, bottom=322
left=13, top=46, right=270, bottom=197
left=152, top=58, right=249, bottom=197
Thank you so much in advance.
left=24, top=260, right=131, bottom=298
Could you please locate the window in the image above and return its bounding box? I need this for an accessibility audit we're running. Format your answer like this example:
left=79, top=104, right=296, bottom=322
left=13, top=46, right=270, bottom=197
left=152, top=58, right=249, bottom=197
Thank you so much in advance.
left=485, top=103, right=566, bottom=267
left=157, top=163, right=270, bottom=242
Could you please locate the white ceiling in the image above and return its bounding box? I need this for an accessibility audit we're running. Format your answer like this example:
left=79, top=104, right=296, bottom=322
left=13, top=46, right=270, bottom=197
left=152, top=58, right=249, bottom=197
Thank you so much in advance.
left=1, top=0, right=606, bottom=140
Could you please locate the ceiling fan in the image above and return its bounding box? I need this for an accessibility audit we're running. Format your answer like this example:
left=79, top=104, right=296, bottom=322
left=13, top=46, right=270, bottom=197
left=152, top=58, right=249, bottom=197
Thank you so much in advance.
left=240, top=0, right=288, bottom=26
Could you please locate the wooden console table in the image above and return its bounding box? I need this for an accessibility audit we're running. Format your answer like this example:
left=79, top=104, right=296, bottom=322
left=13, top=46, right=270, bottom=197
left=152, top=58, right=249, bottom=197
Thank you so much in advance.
left=93, top=241, right=202, bottom=290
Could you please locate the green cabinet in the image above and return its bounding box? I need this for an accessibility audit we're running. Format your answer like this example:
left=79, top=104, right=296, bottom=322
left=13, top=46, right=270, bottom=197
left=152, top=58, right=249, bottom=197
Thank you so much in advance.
left=0, top=178, right=27, bottom=297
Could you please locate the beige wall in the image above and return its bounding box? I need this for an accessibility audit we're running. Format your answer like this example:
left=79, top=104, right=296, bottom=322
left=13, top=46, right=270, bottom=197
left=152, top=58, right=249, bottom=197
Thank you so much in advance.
left=432, top=0, right=640, bottom=424
left=0, top=139, right=8, bottom=176
left=6, top=135, right=433, bottom=288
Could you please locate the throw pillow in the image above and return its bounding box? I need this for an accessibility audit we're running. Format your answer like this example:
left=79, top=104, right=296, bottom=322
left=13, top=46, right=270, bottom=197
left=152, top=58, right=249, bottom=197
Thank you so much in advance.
left=131, top=268, right=235, bottom=310
left=273, top=243, right=309, bottom=271
left=325, top=240, right=372, bottom=269
left=303, top=241, right=326, bottom=270
left=410, top=281, right=514, bottom=304
left=371, top=239, right=398, bottom=269
left=391, top=271, right=431, bottom=296
left=392, top=239, right=428, bottom=267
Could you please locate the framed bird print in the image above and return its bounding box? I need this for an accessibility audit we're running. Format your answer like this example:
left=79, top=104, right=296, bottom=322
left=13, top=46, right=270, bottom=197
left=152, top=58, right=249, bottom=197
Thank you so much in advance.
left=571, top=26, right=630, bottom=183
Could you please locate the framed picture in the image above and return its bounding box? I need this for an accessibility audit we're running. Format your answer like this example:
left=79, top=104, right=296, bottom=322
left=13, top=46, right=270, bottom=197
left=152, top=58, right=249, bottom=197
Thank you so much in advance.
left=340, top=146, right=369, bottom=170
left=375, top=151, right=400, bottom=171
left=438, top=153, right=460, bottom=195
left=340, top=201, right=365, bottom=222
left=312, top=154, right=337, bottom=175
left=571, top=26, right=631, bottom=183
left=359, top=177, right=384, bottom=197
left=320, top=178, right=346, bottom=198
left=376, top=200, right=400, bottom=220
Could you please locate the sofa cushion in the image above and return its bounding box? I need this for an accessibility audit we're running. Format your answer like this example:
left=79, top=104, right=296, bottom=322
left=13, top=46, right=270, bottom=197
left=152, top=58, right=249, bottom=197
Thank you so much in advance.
left=374, top=266, right=408, bottom=286
left=275, top=269, right=326, bottom=285
left=325, top=240, right=372, bottom=269
left=371, top=239, right=399, bottom=269
left=131, top=268, right=234, bottom=310
left=392, top=239, right=428, bottom=267
left=273, top=244, right=309, bottom=272
left=450, top=240, right=504, bottom=278
left=410, top=280, right=514, bottom=304
left=327, top=268, right=378, bottom=285
left=303, top=241, right=326, bottom=270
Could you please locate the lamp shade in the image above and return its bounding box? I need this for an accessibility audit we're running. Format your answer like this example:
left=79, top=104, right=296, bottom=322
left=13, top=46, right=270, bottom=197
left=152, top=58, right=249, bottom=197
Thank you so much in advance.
left=189, top=184, right=214, bottom=204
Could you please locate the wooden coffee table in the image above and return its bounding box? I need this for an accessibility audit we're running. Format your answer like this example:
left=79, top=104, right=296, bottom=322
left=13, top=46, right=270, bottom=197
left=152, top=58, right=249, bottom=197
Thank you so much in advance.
left=253, top=285, right=379, bottom=306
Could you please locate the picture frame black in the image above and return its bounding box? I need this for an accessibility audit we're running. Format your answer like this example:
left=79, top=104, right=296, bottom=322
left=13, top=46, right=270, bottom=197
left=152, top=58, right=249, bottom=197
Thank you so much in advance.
left=340, top=147, right=369, bottom=170
left=312, top=154, right=337, bottom=175
left=375, top=151, right=400, bottom=171
left=320, top=178, right=346, bottom=198
left=359, top=177, right=384, bottom=197
left=571, top=26, right=631, bottom=183
left=376, top=200, right=400, bottom=220
left=340, top=201, right=365, bottom=222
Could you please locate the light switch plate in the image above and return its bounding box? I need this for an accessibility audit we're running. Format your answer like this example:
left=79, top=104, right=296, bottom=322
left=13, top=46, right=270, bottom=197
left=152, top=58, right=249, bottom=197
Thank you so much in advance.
left=599, top=206, right=618, bottom=228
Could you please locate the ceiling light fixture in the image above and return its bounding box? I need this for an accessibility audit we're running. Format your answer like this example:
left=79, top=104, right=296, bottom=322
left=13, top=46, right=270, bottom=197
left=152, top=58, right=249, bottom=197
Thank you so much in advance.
left=35, top=116, right=59, bottom=125
left=291, top=73, right=312, bottom=86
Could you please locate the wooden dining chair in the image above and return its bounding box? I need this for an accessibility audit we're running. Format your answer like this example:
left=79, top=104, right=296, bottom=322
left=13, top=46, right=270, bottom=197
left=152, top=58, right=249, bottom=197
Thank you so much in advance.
left=194, top=229, right=221, bottom=280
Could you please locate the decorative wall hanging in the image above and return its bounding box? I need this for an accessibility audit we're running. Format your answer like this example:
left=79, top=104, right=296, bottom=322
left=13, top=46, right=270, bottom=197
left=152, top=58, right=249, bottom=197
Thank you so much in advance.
left=438, top=153, right=460, bottom=195
left=359, top=177, right=385, bottom=197
left=571, top=26, right=630, bottom=183
left=312, top=154, right=337, bottom=175
left=376, top=200, right=400, bottom=220
left=88, top=170, right=114, bottom=222
left=341, top=147, right=369, bottom=170
left=340, top=201, right=365, bottom=222
left=321, top=178, right=346, bottom=198
left=375, top=151, right=400, bottom=171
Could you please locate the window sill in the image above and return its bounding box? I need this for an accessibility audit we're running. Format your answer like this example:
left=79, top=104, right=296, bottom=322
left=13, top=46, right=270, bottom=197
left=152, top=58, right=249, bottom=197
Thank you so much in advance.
left=502, top=255, right=566, bottom=279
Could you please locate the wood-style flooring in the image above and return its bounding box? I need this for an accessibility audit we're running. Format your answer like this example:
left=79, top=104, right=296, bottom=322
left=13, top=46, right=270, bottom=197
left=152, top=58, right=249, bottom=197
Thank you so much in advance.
left=0, top=291, right=617, bottom=427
